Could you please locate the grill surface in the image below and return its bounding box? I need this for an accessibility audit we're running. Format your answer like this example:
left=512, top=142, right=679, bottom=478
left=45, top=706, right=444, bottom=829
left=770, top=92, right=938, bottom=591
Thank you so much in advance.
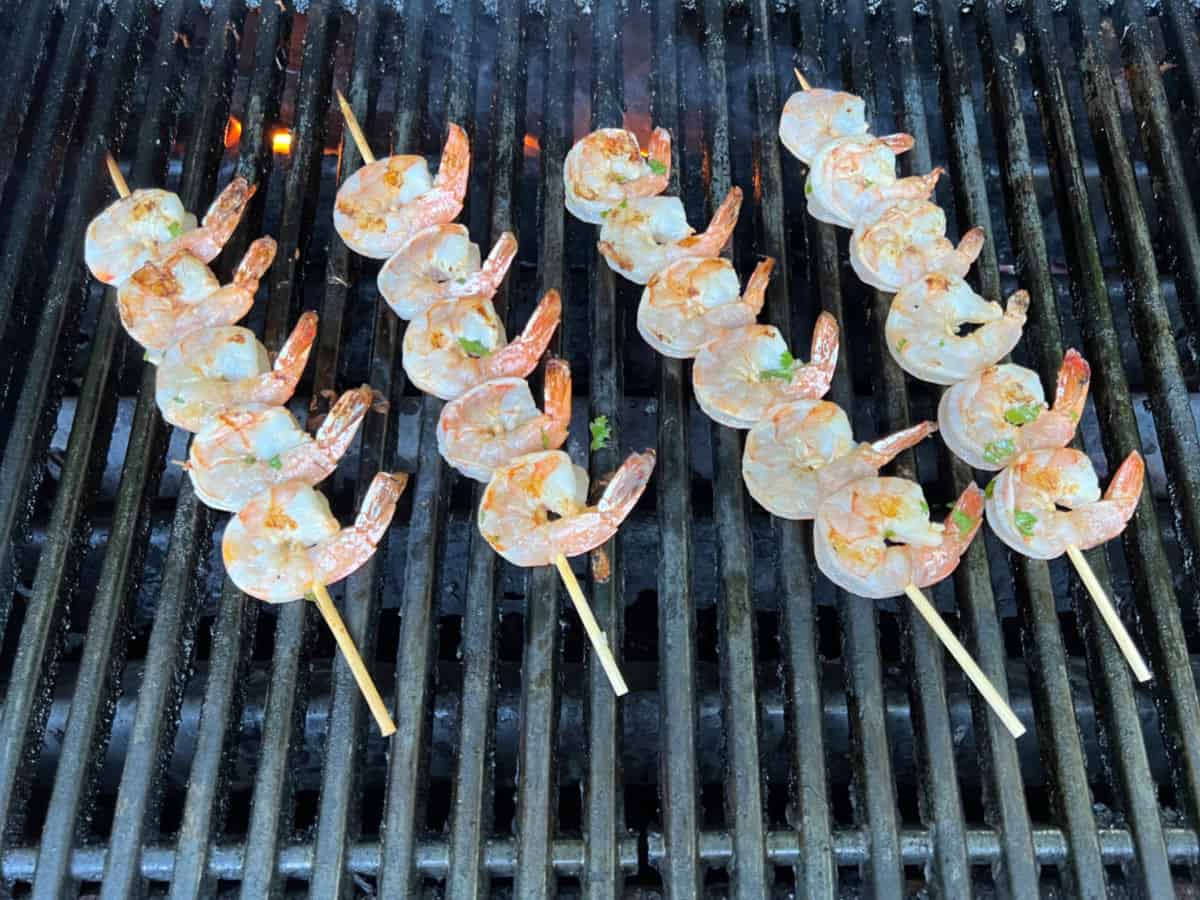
left=2, top=1, right=1200, bottom=897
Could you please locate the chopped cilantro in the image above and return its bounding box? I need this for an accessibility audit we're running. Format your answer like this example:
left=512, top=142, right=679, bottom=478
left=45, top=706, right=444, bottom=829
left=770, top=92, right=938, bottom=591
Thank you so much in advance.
left=985, top=478, right=996, bottom=499
left=243, top=455, right=257, bottom=465
left=982, top=438, right=1016, bottom=466
left=458, top=337, right=491, bottom=357
left=937, top=338, right=946, bottom=348
left=896, top=337, right=908, bottom=353
left=455, top=276, right=466, bottom=284
left=619, top=198, right=628, bottom=209
left=951, top=508, right=976, bottom=534
left=883, top=528, right=896, bottom=541
left=173, top=395, right=185, bottom=404
left=268, top=455, right=282, bottom=470
left=919, top=499, right=929, bottom=516
left=1004, top=403, right=1042, bottom=426
left=600, top=208, right=610, bottom=218
left=647, top=158, right=667, bottom=176
left=167, top=221, right=183, bottom=238
left=1014, top=510, right=1038, bottom=536
left=541, top=430, right=549, bottom=450
left=589, top=415, right=611, bottom=451
left=805, top=181, right=814, bottom=196
left=759, top=349, right=797, bottom=382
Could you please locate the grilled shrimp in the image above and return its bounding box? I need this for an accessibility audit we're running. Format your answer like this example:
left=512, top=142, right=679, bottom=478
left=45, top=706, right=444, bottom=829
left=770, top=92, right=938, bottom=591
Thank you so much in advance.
left=222, top=472, right=407, bottom=603
left=185, top=385, right=373, bottom=512
left=85, top=177, right=255, bottom=286
left=597, top=188, right=742, bottom=285
left=564, top=126, right=672, bottom=224
left=743, top=399, right=937, bottom=520
left=692, top=312, right=839, bottom=429
left=886, top=272, right=1029, bottom=385
left=437, top=358, right=572, bottom=482
left=478, top=449, right=656, bottom=567
left=778, top=87, right=868, bottom=164
left=985, top=448, right=1144, bottom=560
left=805, top=135, right=942, bottom=229
left=376, top=225, right=518, bottom=320
left=402, top=290, right=561, bottom=400
left=333, top=124, right=470, bottom=259
left=814, top=477, right=984, bottom=599
left=155, top=312, right=318, bottom=432
left=939, top=350, right=1090, bottom=471
left=849, top=199, right=985, bottom=293
left=118, top=237, right=276, bottom=362
left=637, top=256, right=772, bottom=359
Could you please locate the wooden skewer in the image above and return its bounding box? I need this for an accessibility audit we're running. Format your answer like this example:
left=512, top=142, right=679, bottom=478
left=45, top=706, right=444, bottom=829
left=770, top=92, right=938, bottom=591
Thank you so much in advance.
left=336, top=89, right=376, bottom=164
left=310, top=581, right=396, bottom=736
left=106, top=152, right=130, bottom=198
left=793, top=68, right=812, bottom=91
left=904, top=584, right=1026, bottom=739
left=554, top=553, right=629, bottom=697
left=1065, top=545, right=1152, bottom=682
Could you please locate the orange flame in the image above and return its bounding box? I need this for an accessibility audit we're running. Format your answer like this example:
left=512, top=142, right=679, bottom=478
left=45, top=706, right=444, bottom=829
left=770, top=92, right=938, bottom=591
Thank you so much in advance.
left=224, top=116, right=242, bottom=149
left=272, top=129, right=292, bottom=155
left=523, top=133, right=540, bottom=157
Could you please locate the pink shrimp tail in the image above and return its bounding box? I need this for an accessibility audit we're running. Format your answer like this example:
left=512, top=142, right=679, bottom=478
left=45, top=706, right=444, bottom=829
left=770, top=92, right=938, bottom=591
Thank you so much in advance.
left=597, top=451, right=657, bottom=521
left=314, top=385, right=373, bottom=457
left=234, top=236, right=277, bottom=284
left=270, top=311, right=319, bottom=396
left=646, top=126, right=672, bottom=184
left=866, top=419, right=937, bottom=466
left=956, top=227, right=986, bottom=266
left=1005, top=289, right=1031, bottom=321
left=879, top=133, right=916, bottom=155
left=1053, top=348, right=1091, bottom=421
left=914, top=483, right=984, bottom=589
left=186, top=177, right=257, bottom=262
left=484, top=290, right=561, bottom=380
left=354, top=472, right=409, bottom=544
left=894, top=166, right=943, bottom=203
left=741, top=257, right=775, bottom=317
left=542, top=357, right=573, bottom=446
left=788, top=311, right=839, bottom=399
left=479, top=231, right=518, bottom=288
left=696, top=187, right=743, bottom=253
left=434, top=123, right=471, bottom=202
left=1104, top=451, right=1145, bottom=520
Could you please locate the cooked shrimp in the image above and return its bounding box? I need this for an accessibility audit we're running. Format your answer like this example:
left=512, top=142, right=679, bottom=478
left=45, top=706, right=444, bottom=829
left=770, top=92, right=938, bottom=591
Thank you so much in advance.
left=849, top=199, right=985, bottom=293
left=222, top=472, right=407, bottom=603
left=564, top=127, right=672, bottom=224
left=186, top=385, right=373, bottom=512
left=118, top=237, right=276, bottom=362
left=778, top=87, right=868, bottom=164
left=637, top=256, right=772, bottom=359
left=742, top=399, right=937, bottom=519
left=333, top=123, right=470, bottom=259
left=85, top=177, right=255, bottom=286
left=805, top=135, right=942, bottom=229
left=938, top=350, right=1090, bottom=471
left=155, top=312, right=318, bottom=432
left=985, top=448, right=1144, bottom=560
left=814, top=477, right=984, bottom=599
left=597, top=188, right=742, bottom=285
left=402, top=290, right=561, bottom=400
left=886, top=272, right=1029, bottom=386
left=377, top=226, right=517, bottom=320
left=692, top=312, right=839, bottom=429
left=437, top=358, right=572, bottom=481
left=478, top=449, right=656, bottom=567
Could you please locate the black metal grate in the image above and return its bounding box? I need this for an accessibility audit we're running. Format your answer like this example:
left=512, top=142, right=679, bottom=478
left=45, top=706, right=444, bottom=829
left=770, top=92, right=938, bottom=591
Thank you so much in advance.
left=1, top=1, right=1200, bottom=897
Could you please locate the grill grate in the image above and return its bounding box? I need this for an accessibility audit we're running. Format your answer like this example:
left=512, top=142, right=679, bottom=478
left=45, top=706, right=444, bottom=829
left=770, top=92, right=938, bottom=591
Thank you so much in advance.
left=1, top=1, right=1200, bottom=897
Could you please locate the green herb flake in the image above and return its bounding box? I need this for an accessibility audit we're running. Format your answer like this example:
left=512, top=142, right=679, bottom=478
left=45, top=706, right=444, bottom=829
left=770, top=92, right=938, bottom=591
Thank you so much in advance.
left=268, top=455, right=283, bottom=470
left=647, top=158, right=667, bottom=176
left=1004, top=403, right=1042, bottom=426
left=619, top=198, right=628, bottom=209
left=589, top=415, right=611, bottom=451
left=243, top=455, right=257, bottom=465
left=982, top=438, right=1016, bottom=466
left=919, top=499, right=929, bottom=516
left=759, top=349, right=797, bottom=382
left=805, top=181, right=814, bottom=196
left=1014, top=510, right=1038, bottom=536
left=455, top=276, right=466, bottom=284
left=985, top=478, right=996, bottom=499
left=458, top=337, right=491, bottom=357
left=951, top=509, right=976, bottom=534
left=883, top=528, right=896, bottom=541
left=541, top=430, right=549, bottom=450
left=167, top=221, right=183, bottom=238
left=896, top=337, right=908, bottom=352
left=173, top=395, right=186, bottom=404
left=600, top=208, right=610, bottom=218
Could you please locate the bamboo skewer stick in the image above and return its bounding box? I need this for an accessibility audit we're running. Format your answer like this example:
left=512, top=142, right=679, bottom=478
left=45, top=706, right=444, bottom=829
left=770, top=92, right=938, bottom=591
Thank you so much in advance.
left=554, top=553, right=629, bottom=697
left=311, top=581, right=397, bottom=736
left=1065, top=545, right=1152, bottom=682
left=794, top=68, right=812, bottom=91
left=336, top=89, right=376, bottom=164
left=106, top=152, right=130, bottom=198
left=903, top=583, right=1026, bottom=738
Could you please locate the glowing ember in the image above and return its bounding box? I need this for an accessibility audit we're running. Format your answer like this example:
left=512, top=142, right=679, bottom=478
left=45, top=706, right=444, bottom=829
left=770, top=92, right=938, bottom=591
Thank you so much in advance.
left=272, top=129, right=292, bottom=155
left=523, top=133, right=540, bottom=156
left=223, top=116, right=242, bottom=149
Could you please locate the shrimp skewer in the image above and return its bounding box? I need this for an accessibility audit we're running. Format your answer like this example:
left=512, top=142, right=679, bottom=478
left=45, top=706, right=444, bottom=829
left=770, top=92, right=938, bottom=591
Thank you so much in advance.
left=815, top=477, right=1025, bottom=737
left=849, top=199, right=985, bottom=293
left=805, top=135, right=943, bottom=229
left=778, top=80, right=868, bottom=164
left=985, top=448, right=1150, bottom=681
left=564, top=126, right=673, bottom=224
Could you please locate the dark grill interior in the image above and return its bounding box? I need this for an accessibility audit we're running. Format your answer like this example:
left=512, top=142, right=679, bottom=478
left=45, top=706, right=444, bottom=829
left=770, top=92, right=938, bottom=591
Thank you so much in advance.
left=2, top=0, right=1200, bottom=896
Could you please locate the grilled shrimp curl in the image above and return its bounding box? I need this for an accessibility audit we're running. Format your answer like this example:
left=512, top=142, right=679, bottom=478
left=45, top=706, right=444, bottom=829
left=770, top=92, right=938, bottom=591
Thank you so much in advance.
left=564, top=127, right=672, bottom=224
left=222, top=472, right=407, bottom=603
left=597, top=188, right=742, bottom=285
left=377, top=225, right=517, bottom=321
left=185, top=386, right=373, bottom=512
left=155, top=313, right=318, bottom=432
left=985, top=448, right=1144, bottom=560
left=333, top=123, right=469, bottom=259
left=692, top=311, right=839, bottom=429
left=778, top=87, right=868, bottom=165
left=402, top=290, right=561, bottom=401
left=938, top=350, right=1090, bottom=471
left=85, top=177, right=255, bottom=286
left=814, top=477, right=985, bottom=600
left=637, top=256, right=772, bottom=359
left=437, top=359, right=572, bottom=482
left=478, top=449, right=656, bottom=567
left=118, top=237, right=276, bottom=362
left=742, top=400, right=936, bottom=520
left=886, top=272, right=1029, bottom=386
left=849, top=199, right=985, bottom=293
left=805, top=134, right=942, bottom=229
